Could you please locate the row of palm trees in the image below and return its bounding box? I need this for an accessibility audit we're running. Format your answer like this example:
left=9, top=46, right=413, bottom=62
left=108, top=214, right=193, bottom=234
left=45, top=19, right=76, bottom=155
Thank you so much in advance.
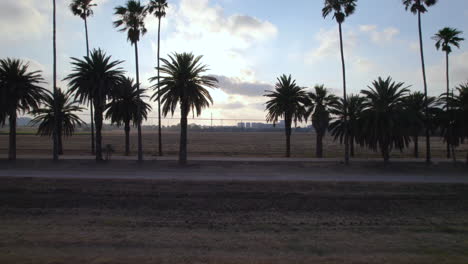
left=266, top=75, right=468, bottom=163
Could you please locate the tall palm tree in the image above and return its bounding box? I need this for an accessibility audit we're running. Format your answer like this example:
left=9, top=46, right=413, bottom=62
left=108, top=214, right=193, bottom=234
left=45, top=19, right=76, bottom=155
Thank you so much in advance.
left=106, top=77, right=152, bottom=156
left=329, top=94, right=365, bottom=157
left=52, top=0, right=59, bottom=161
left=403, top=0, right=438, bottom=164
left=322, top=0, right=357, bottom=165
left=360, top=77, right=411, bottom=163
left=402, top=92, right=438, bottom=158
left=30, top=88, right=84, bottom=155
left=432, top=27, right=464, bottom=158
left=113, top=0, right=147, bottom=162
left=0, top=59, right=47, bottom=160
left=64, top=49, right=125, bottom=161
left=305, top=85, right=339, bottom=158
left=152, top=53, right=218, bottom=165
left=70, top=0, right=97, bottom=155
left=265, top=75, right=307, bottom=158
left=148, top=0, right=168, bottom=157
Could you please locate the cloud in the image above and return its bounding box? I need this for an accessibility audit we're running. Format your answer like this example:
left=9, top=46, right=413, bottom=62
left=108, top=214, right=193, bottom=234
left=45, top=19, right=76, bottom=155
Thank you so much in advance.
left=359, top=25, right=400, bottom=44
left=0, top=0, right=47, bottom=41
left=155, top=0, right=278, bottom=79
left=214, top=75, right=274, bottom=97
left=305, top=28, right=358, bottom=64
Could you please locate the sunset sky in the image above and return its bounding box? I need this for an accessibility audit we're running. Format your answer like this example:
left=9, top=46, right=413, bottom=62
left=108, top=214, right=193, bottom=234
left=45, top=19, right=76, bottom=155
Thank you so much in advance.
left=2, top=0, right=468, bottom=126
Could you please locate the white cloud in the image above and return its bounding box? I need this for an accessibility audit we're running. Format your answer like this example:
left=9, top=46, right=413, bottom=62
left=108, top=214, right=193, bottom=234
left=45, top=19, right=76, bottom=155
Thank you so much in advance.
left=155, top=0, right=278, bottom=79
left=305, top=28, right=358, bottom=64
left=0, top=0, right=47, bottom=41
left=359, top=25, right=400, bottom=44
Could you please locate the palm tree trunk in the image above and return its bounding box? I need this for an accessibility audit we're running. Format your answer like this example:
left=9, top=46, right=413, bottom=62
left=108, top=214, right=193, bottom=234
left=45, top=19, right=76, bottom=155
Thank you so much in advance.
left=417, top=10, right=431, bottom=165
left=381, top=141, right=390, bottom=164
left=338, top=22, right=349, bottom=165
left=285, top=119, right=291, bottom=158
left=124, top=121, right=130, bottom=156
left=316, top=132, right=323, bottom=158
left=157, top=17, right=163, bottom=157
left=52, top=0, right=59, bottom=161
left=94, top=100, right=103, bottom=161
left=350, top=136, right=355, bottom=157
left=84, top=16, right=95, bottom=155
left=179, top=102, right=188, bottom=165
left=414, top=135, right=419, bottom=158
left=445, top=51, right=451, bottom=159
left=134, top=42, right=143, bottom=162
left=8, top=109, right=16, bottom=160
left=58, top=122, right=63, bottom=155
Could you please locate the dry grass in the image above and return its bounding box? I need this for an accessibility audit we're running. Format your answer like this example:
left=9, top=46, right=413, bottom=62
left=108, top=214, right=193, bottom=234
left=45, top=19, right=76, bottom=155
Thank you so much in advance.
left=1, top=131, right=467, bottom=158
left=0, top=178, right=468, bottom=263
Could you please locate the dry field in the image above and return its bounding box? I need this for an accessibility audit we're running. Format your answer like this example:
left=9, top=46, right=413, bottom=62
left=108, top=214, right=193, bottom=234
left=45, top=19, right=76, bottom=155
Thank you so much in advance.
left=1, top=131, right=467, bottom=159
left=0, top=178, right=467, bottom=264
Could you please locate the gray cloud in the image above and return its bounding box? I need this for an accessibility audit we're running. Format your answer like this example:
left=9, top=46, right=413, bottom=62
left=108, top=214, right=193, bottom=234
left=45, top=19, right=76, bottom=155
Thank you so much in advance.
left=213, top=75, right=274, bottom=97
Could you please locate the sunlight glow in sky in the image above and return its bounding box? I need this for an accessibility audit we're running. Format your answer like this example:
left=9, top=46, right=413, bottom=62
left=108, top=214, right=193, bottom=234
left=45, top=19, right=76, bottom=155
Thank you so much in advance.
left=1, top=0, right=468, bottom=124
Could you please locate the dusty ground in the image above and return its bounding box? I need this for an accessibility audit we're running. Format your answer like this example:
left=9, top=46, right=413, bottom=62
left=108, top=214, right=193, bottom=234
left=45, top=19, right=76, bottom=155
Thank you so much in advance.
left=1, top=131, right=467, bottom=159
left=0, top=177, right=468, bottom=264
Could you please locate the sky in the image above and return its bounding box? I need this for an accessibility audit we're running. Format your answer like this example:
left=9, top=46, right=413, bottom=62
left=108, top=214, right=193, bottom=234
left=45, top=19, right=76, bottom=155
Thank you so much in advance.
left=1, top=0, right=468, bottom=126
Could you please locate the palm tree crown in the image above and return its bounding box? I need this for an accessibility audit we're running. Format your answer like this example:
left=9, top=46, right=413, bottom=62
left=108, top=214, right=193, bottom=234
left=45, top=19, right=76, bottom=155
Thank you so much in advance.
left=30, top=88, right=84, bottom=137
left=148, top=0, right=168, bottom=19
left=152, top=53, right=218, bottom=117
left=322, top=0, right=357, bottom=23
left=265, top=75, right=307, bottom=126
left=106, top=77, right=151, bottom=127
left=113, top=0, right=148, bottom=44
left=432, top=27, right=464, bottom=54
left=70, top=0, right=96, bottom=20
left=403, top=0, right=438, bottom=14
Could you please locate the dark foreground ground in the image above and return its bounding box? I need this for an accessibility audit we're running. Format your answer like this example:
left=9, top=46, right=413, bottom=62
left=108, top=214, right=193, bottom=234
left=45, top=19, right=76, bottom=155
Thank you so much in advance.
left=1, top=177, right=468, bottom=264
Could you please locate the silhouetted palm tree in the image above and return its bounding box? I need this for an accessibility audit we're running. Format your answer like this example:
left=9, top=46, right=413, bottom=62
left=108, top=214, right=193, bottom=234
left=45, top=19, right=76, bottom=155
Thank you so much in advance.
left=30, top=88, right=84, bottom=155
left=432, top=27, right=464, bottom=158
left=148, top=0, right=168, bottom=157
left=403, top=0, right=438, bottom=164
left=360, top=77, right=410, bottom=163
left=329, top=94, right=364, bottom=157
left=152, top=53, right=218, bottom=165
left=265, top=75, right=307, bottom=158
left=52, top=0, right=59, bottom=161
left=305, top=85, right=339, bottom=158
left=113, top=0, right=147, bottom=162
left=106, top=77, right=152, bottom=156
left=0, top=59, right=47, bottom=160
left=64, top=49, right=125, bottom=161
left=322, top=0, right=357, bottom=164
left=402, top=92, right=438, bottom=158
left=70, top=0, right=97, bottom=155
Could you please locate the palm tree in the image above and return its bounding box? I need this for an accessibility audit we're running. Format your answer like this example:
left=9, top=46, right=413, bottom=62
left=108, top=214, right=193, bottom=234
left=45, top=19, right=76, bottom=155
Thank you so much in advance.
left=322, top=0, right=357, bottom=164
left=152, top=53, right=218, bottom=165
left=402, top=92, right=438, bottom=158
left=52, top=0, right=59, bottom=161
left=70, top=0, right=97, bottom=155
left=403, top=0, right=438, bottom=164
left=329, top=94, right=365, bottom=157
left=64, top=49, right=125, bottom=161
left=432, top=27, right=464, bottom=158
left=305, top=85, right=339, bottom=158
left=30, top=88, right=84, bottom=155
left=0, top=59, right=47, bottom=160
left=113, top=0, right=147, bottom=162
left=106, top=77, right=152, bottom=156
left=360, top=77, right=411, bottom=163
left=148, top=0, right=168, bottom=157
left=265, top=75, right=307, bottom=158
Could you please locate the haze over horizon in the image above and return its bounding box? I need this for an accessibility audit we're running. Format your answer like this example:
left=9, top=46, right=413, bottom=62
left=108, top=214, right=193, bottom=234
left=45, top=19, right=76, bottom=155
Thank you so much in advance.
left=1, top=0, right=467, bottom=124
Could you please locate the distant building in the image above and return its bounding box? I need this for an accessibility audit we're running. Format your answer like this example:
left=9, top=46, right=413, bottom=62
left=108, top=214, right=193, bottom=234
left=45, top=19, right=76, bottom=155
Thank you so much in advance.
left=237, top=122, right=245, bottom=128
left=245, top=122, right=251, bottom=128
